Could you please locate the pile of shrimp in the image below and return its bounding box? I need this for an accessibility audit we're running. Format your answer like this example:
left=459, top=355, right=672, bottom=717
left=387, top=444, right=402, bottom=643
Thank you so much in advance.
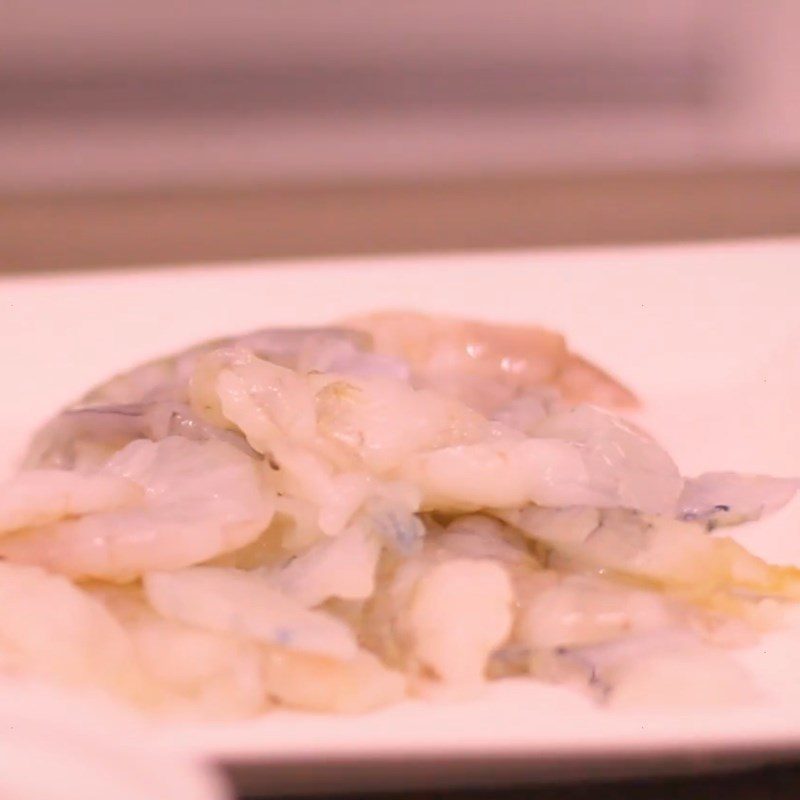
left=1, top=310, right=798, bottom=719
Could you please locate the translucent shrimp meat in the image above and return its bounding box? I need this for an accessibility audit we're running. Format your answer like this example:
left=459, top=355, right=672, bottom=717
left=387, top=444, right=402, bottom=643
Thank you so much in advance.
left=0, top=563, right=141, bottom=698
left=4, top=309, right=799, bottom=718
left=143, top=567, right=406, bottom=712
left=437, top=514, right=532, bottom=564
left=259, top=647, right=406, bottom=714
left=24, top=401, right=256, bottom=471
left=23, top=326, right=407, bottom=470
left=270, top=521, right=383, bottom=607
left=342, top=310, right=638, bottom=412
left=143, top=566, right=358, bottom=660
left=0, top=437, right=274, bottom=579
left=679, top=471, right=800, bottom=528
left=208, top=351, right=490, bottom=474
left=405, top=558, right=514, bottom=686
left=515, top=574, right=676, bottom=651
left=0, top=470, right=140, bottom=534
left=80, top=327, right=374, bottom=406
left=503, top=506, right=800, bottom=601
left=533, top=405, right=684, bottom=516
left=572, top=632, right=757, bottom=708
left=400, top=432, right=677, bottom=515
left=94, top=585, right=268, bottom=720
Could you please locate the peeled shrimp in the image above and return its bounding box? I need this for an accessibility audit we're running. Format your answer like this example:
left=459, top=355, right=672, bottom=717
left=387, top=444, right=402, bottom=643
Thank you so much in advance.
left=96, top=578, right=403, bottom=716
left=142, top=566, right=405, bottom=712
left=207, top=351, right=489, bottom=473
left=679, top=471, right=800, bottom=528
left=24, top=401, right=256, bottom=470
left=399, top=434, right=676, bottom=515
left=143, top=567, right=358, bottom=660
left=198, top=352, right=426, bottom=540
left=209, top=351, right=673, bottom=519
left=22, top=326, right=403, bottom=469
left=81, top=327, right=373, bottom=407
left=260, top=646, right=406, bottom=714
left=530, top=630, right=756, bottom=707
left=0, top=470, right=140, bottom=534
left=578, top=632, right=757, bottom=707
left=6, top=309, right=800, bottom=718
left=0, top=437, right=274, bottom=579
left=379, top=555, right=514, bottom=687
left=407, top=558, right=513, bottom=686
left=0, top=563, right=141, bottom=698
left=437, top=514, right=532, bottom=564
left=206, top=350, right=495, bottom=536
left=95, top=585, right=268, bottom=720
left=533, top=405, right=683, bottom=515
left=270, top=521, right=383, bottom=608
left=342, top=310, right=637, bottom=412
left=503, top=506, right=800, bottom=601
left=433, top=405, right=683, bottom=515
left=515, top=574, right=676, bottom=651
left=313, top=374, right=491, bottom=474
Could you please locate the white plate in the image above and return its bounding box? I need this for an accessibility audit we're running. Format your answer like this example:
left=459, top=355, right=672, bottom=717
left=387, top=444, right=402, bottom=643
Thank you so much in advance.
left=2, top=239, right=800, bottom=796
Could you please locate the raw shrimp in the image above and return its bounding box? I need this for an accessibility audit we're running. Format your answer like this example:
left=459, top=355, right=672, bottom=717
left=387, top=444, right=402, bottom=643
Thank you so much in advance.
left=313, top=373, right=491, bottom=474
left=81, top=327, right=373, bottom=406
left=5, top=309, right=800, bottom=718
left=359, top=529, right=518, bottom=687
left=435, top=404, right=683, bottom=515
left=436, top=514, right=532, bottom=564
left=502, top=506, right=800, bottom=601
left=142, top=566, right=406, bottom=712
left=342, top=310, right=638, bottom=412
left=0, top=563, right=142, bottom=699
left=0, top=470, right=140, bottom=534
left=206, top=350, right=490, bottom=473
left=95, top=585, right=268, bottom=720
left=399, top=434, right=676, bottom=514
left=199, top=352, right=433, bottom=544
left=0, top=437, right=274, bottom=579
left=260, top=646, right=406, bottom=714
left=270, top=521, right=383, bottom=608
left=206, top=350, right=498, bottom=537
left=24, top=401, right=256, bottom=470
left=143, top=567, right=358, bottom=660
left=530, top=631, right=756, bottom=707
left=208, top=352, right=666, bottom=517
left=23, top=326, right=405, bottom=469
left=532, top=405, right=683, bottom=515
left=406, top=558, right=514, bottom=686
left=514, top=574, right=676, bottom=651
left=679, top=471, right=800, bottom=528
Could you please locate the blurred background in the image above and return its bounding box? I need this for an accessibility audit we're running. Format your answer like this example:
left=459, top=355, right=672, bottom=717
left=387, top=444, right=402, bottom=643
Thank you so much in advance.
left=2, top=0, right=799, bottom=273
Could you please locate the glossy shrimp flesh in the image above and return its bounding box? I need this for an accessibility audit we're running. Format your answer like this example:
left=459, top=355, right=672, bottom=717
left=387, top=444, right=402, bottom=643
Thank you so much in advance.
left=342, top=310, right=638, bottom=412
left=2, top=310, right=798, bottom=719
left=0, top=437, right=274, bottom=579
left=501, top=505, right=800, bottom=601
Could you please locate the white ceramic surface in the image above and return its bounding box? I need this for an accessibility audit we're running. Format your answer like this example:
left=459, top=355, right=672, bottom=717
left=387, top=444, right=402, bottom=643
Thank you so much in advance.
left=0, top=682, right=230, bottom=800
left=2, top=239, right=800, bottom=795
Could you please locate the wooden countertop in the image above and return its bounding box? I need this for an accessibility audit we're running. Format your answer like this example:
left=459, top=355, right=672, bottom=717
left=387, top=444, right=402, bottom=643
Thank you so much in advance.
left=2, top=167, right=799, bottom=273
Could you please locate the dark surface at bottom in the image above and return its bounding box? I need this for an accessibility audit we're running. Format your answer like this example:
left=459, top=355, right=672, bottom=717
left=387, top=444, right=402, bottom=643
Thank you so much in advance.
left=239, top=761, right=800, bottom=800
